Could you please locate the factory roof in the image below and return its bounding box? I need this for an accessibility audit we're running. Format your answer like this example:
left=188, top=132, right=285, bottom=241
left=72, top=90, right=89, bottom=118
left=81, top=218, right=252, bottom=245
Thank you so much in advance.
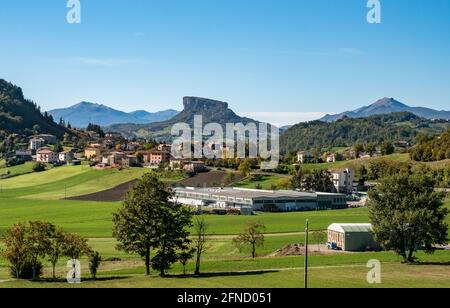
left=174, top=187, right=343, bottom=200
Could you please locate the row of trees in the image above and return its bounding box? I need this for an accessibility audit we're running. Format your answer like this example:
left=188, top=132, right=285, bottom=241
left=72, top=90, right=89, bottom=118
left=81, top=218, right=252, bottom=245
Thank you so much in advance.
left=1, top=222, right=101, bottom=280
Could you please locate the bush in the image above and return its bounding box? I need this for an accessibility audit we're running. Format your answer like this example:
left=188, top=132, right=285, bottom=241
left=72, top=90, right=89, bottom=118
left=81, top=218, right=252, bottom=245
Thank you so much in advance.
left=10, top=261, right=43, bottom=280
left=32, top=162, right=46, bottom=172
left=6, top=157, right=24, bottom=167
left=89, top=251, right=102, bottom=279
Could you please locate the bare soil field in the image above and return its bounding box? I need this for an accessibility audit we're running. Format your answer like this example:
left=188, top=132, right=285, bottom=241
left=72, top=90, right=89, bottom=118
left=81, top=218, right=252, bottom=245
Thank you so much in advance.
left=67, top=180, right=139, bottom=202
left=176, top=170, right=245, bottom=188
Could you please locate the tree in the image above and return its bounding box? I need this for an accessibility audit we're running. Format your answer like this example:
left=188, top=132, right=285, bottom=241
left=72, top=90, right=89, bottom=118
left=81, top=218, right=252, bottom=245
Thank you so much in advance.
left=290, top=165, right=305, bottom=190
left=1, top=223, right=29, bottom=279
left=178, top=248, right=195, bottom=276
left=62, top=233, right=91, bottom=260
left=32, top=162, right=46, bottom=172
left=27, top=221, right=56, bottom=279
left=368, top=173, right=448, bottom=263
left=89, top=251, right=102, bottom=279
left=381, top=140, right=395, bottom=156
left=193, top=217, right=208, bottom=276
left=54, top=140, right=63, bottom=153
left=151, top=200, right=193, bottom=277
left=47, top=228, right=67, bottom=279
left=238, top=159, right=252, bottom=176
left=312, top=231, right=326, bottom=252
left=113, top=174, right=190, bottom=276
left=233, top=221, right=266, bottom=258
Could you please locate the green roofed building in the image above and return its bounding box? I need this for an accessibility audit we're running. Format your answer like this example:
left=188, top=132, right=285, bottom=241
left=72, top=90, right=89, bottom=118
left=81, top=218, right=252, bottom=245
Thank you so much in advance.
left=327, top=223, right=379, bottom=252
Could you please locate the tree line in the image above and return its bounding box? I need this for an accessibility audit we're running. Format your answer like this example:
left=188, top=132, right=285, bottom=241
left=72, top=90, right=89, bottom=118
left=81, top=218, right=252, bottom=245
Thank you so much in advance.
left=280, top=112, right=446, bottom=154
left=1, top=222, right=101, bottom=280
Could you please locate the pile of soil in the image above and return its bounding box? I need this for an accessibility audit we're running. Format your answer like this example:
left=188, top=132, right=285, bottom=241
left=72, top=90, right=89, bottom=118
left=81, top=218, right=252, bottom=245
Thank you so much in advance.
left=269, top=244, right=305, bottom=257
left=269, top=244, right=341, bottom=257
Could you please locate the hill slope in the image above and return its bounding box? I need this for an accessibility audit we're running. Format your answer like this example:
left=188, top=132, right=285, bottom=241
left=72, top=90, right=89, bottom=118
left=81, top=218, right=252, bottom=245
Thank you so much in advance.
left=281, top=112, right=450, bottom=153
left=321, top=97, right=450, bottom=122
left=49, top=102, right=178, bottom=128
left=0, top=79, right=69, bottom=137
left=108, top=97, right=259, bottom=140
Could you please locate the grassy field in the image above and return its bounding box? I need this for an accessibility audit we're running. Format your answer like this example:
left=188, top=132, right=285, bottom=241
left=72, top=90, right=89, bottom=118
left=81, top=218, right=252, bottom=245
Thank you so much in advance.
left=0, top=163, right=449, bottom=288
left=0, top=161, right=39, bottom=179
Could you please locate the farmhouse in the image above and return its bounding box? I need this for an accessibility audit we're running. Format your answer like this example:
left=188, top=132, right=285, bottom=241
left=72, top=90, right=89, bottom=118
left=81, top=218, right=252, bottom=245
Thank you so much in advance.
left=297, top=151, right=314, bottom=164
left=148, top=151, right=171, bottom=166
left=59, top=151, right=74, bottom=163
left=85, top=147, right=101, bottom=159
left=173, top=187, right=347, bottom=213
left=36, top=147, right=59, bottom=163
left=329, top=168, right=355, bottom=194
left=34, top=134, right=57, bottom=144
left=29, top=138, right=45, bottom=151
left=327, top=223, right=379, bottom=252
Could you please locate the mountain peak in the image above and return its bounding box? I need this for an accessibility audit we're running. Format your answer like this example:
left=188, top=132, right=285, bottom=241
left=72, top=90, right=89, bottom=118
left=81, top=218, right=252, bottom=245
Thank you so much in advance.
left=49, top=102, right=178, bottom=128
left=320, top=97, right=450, bottom=122
left=371, top=97, right=407, bottom=108
left=183, top=97, right=229, bottom=112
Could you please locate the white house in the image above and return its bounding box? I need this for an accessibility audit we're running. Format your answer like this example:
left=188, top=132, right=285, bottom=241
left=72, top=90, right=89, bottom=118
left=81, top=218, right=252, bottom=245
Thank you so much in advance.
left=36, top=148, right=59, bottom=163
left=297, top=151, right=314, bottom=164
left=58, top=151, right=74, bottom=163
left=329, top=168, right=355, bottom=194
left=30, top=138, right=45, bottom=151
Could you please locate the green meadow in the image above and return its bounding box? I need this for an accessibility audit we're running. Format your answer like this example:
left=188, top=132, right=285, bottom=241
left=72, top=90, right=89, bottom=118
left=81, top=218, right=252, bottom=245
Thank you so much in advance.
left=0, top=164, right=449, bottom=288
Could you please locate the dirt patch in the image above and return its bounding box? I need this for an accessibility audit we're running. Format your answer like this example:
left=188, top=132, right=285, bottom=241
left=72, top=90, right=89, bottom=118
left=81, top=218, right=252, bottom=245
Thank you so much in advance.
left=67, top=180, right=139, bottom=202
left=269, top=244, right=343, bottom=257
left=176, top=170, right=245, bottom=188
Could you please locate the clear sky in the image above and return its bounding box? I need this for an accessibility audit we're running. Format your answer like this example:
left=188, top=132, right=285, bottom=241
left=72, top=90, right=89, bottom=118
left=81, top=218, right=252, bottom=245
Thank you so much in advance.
left=1, top=0, right=449, bottom=126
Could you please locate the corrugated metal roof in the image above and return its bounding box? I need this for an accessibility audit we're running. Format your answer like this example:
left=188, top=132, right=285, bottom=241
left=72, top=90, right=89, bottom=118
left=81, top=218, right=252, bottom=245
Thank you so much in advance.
left=328, top=223, right=373, bottom=233
left=174, top=187, right=318, bottom=200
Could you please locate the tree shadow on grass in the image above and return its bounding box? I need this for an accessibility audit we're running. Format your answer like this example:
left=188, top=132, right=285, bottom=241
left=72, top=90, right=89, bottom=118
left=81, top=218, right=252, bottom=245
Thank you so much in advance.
left=29, top=276, right=131, bottom=284
left=409, top=261, right=450, bottom=266
left=166, top=270, right=279, bottom=279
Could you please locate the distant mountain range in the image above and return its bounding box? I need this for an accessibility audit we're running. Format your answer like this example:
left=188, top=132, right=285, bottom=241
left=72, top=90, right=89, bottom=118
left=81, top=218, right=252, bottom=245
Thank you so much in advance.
left=320, top=97, right=450, bottom=122
left=0, top=79, right=70, bottom=138
left=108, top=97, right=259, bottom=140
left=49, top=102, right=178, bottom=128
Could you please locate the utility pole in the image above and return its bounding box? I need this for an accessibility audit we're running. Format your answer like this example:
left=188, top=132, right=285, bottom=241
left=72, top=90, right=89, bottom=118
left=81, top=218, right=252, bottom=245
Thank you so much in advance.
left=304, top=219, right=309, bottom=289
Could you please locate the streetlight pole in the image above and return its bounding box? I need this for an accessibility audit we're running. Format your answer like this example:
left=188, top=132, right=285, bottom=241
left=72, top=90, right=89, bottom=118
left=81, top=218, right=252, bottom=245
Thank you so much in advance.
left=304, top=219, right=309, bottom=289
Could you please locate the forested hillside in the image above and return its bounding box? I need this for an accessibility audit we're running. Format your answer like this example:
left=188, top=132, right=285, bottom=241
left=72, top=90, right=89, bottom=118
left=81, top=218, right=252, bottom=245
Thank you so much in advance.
left=410, top=130, right=450, bottom=162
left=280, top=112, right=449, bottom=153
left=0, top=79, right=68, bottom=137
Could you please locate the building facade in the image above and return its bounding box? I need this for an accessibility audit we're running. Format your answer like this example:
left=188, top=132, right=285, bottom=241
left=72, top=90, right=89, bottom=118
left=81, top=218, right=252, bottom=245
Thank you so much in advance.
left=330, top=168, right=355, bottom=194
left=327, top=223, right=379, bottom=252
left=297, top=151, right=314, bottom=164
left=36, top=148, right=59, bottom=163
left=173, top=187, right=347, bottom=213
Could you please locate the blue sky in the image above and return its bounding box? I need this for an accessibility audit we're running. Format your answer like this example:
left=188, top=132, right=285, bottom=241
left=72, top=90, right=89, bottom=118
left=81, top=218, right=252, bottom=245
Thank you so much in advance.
left=1, top=0, right=450, bottom=125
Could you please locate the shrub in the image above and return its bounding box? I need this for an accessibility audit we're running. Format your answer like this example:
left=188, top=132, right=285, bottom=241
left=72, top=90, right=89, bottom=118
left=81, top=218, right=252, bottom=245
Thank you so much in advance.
left=32, top=162, right=46, bottom=172
left=10, top=261, right=43, bottom=280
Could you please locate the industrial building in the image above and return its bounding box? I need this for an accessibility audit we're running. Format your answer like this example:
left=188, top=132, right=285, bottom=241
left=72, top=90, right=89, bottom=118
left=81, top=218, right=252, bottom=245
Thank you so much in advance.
left=327, top=223, right=379, bottom=252
left=173, top=187, right=347, bottom=213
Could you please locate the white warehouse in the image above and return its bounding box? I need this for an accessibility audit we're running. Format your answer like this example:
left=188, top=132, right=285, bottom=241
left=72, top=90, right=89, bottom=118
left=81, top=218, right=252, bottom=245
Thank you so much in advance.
left=173, top=187, right=347, bottom=213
